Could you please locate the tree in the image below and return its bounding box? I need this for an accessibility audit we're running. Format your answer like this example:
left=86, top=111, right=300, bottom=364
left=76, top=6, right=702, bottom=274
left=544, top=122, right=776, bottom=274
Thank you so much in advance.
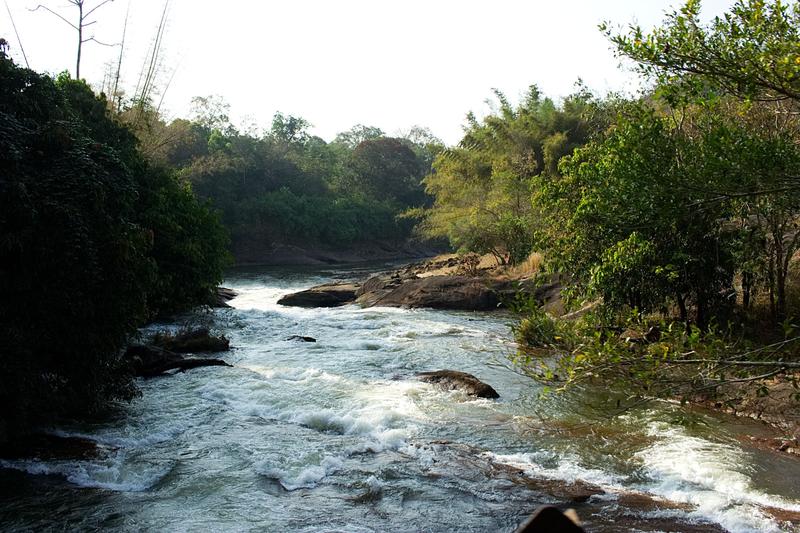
left=348, top=137, right=425, bottom=206
left=547, top=104, right=738, bottom=326
left=31, top=0, right=116, bottom=79
left=270, top=112, right=311, bottom=144
left=605, top=0, right=800, bottom=104
left=0, top=52, right=229, bottom=434
left=419, top=86, right=603, bottom=264
left=333, top=124, right=384, bottom=149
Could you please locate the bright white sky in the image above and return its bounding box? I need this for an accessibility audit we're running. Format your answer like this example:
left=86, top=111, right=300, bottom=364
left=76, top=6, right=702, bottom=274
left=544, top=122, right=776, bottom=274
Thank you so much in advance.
left=1, top=0, right=736, bottom=145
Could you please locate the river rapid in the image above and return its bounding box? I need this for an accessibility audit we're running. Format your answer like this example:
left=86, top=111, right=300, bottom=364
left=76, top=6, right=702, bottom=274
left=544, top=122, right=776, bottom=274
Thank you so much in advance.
left=1, top=265, right=799, bottom=532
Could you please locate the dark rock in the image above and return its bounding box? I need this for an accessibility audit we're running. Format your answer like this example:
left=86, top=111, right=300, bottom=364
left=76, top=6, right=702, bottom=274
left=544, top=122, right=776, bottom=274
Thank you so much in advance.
left=514, top=506, right=585, bottom=533
left=153, top=327, right=230, bottom=353
left=361, top=275, right=499, bottom=310
left=416, top=370, right=500, bottom=399
left=277, top=282, right=359, bottom=308
left=210, top=287, right=238, bottom=308
left=0, top=434, right=108, bottom=461
left=287, top=335, right=316, bottom=343
left=125, top=344, right=183, bottom=371
left=354, top=274, right=410, bottom=307
left=124, top=343, right=231, bottom=378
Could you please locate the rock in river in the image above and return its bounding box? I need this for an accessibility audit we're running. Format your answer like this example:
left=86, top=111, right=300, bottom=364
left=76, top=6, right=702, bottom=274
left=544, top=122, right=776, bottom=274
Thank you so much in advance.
left=359, top=275, right=500, bottom=311
left=277, top=282, right=359, bottom=308
left=152, top=327, right=230, bottom=353
left=124, top=344, right=231, bottom=378
left=416, top=370, right=500, bottom=399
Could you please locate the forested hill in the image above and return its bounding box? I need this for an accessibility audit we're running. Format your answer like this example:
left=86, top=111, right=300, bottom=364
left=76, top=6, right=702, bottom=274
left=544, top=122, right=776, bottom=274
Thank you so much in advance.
left=127, top=101, right=445, bottom=264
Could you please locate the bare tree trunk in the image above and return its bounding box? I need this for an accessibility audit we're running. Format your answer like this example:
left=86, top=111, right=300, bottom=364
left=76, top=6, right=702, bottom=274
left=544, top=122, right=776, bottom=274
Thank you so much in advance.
left=76, top=1, right=83, bottom=78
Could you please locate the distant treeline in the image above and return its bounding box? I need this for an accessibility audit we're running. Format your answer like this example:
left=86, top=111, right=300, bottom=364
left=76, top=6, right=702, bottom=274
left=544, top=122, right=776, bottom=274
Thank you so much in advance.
left=125, top=98, right=443, bottom=257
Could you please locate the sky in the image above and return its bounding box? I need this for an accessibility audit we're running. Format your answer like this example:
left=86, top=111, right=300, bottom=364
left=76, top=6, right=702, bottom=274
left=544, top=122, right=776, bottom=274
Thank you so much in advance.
left=1, top=0, right=737, bottom=145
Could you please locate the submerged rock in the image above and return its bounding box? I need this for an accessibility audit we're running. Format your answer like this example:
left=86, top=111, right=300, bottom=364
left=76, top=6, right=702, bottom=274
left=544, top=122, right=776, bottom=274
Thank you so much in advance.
left=277, top=282, right=359, bottom=308
left=287, top=335, right=317, bottom=343
left=416, top=370, right=500, bottom=399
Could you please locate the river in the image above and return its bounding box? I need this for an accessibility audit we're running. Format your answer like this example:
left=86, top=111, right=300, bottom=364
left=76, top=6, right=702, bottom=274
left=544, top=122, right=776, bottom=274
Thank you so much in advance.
left=1, top=265, right=799, bottom=532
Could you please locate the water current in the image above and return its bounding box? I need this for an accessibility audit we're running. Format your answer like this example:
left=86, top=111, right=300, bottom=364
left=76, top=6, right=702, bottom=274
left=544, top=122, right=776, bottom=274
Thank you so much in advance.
left=1, top=265, right=799, bottom=532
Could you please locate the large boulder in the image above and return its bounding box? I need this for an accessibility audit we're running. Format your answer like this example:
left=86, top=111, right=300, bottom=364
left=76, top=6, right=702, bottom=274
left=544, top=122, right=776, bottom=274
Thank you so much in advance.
left=277, top=282, right=359, bottom=308
left=416, top=370, right=500, bottom=399
left=361, top=275, right=499, bottom=310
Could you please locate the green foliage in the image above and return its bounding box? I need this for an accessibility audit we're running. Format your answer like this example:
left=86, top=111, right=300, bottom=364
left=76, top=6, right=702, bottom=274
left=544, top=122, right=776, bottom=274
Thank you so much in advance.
left=0, top=53, right=228, bottom=433
left=418, top=85, right=606, bottom=264
left=508, top=0, right=800, bottom=405
left=137, top=169, right=231, bottom=316
left=158, top=111, right=438, bottom=255
left=1, top=56, right=146, bottom=429
left=604, top=0, right=800, bottom=104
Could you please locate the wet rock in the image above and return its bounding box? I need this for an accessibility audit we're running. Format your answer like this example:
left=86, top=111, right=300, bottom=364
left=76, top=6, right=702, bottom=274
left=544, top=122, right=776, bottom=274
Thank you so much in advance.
left=514, top=506, right=585, bottom=533
left=277, top=282, right=359, bottom=308
left=0, top=434, right=108, bottom=461
left=209, top=286, right=238, bottom=308
left=125, top=344, right=183, bottom=370
left=152, top=327, right=230, bottom=353
left=124, top=343, right=231, bottom=378
left=287, top=335, right=317, bottom=343
left=416, top=370, right=500, bottom=399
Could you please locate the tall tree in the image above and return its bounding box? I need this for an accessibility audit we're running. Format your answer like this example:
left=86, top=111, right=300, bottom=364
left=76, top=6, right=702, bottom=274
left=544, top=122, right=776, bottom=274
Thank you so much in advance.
left=31, top=0, right=116, bottom=79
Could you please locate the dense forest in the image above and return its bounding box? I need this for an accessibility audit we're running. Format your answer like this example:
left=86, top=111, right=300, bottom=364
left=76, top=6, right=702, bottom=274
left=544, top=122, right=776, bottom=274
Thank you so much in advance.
left=126, top=98, right=443, bottom=262
left=2, top=0, right=800, bottom=438
left=0, top=44, right=229, bottom=435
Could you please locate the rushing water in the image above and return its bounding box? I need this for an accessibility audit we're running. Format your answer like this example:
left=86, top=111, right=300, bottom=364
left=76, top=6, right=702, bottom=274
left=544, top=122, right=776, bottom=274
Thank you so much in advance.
left=2, top=265, right=800, bottom=532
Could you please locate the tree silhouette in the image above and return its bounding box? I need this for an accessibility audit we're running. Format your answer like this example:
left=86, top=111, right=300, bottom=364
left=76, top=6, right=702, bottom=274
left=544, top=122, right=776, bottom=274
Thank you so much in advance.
left=30, top=0, right=115, bottom=79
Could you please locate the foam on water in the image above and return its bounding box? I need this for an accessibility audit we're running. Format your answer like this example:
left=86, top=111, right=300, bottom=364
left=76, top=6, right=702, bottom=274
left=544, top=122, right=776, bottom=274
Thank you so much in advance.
left=4, top=269, right=800, bottom=532
left=256, top=455, right=344, bottom=491
left=634, top=421, right=800, bottom=533
left=0, top=453, right=174, bottom=492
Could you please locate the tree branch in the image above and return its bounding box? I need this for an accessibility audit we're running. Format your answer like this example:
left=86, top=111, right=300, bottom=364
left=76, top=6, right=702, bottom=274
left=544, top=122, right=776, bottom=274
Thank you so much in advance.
left=81, top=36, right=118, bottom=47
left=83, top=0, right=114, bottom=19
left=28, top=4, right=78, bottom=30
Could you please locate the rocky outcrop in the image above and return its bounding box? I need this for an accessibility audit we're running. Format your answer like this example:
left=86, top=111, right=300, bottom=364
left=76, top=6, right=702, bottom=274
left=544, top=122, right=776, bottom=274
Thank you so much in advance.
left=277, top=258, right=562, bottom=312
left=277, top=282, right=359, bottom=308
left=152, top=327, right=230, bottom=353
left=210, top=287, right=238, bottom=308
left=360, top=275, right=500, bottom=310
left=416, top=370, right=500, bottom=399
left=124, top=343, right=231, bottom=378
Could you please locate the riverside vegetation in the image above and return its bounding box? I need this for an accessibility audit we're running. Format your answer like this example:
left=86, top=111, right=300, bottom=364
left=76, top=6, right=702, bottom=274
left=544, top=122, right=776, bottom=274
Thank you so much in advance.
left=2, top=0, right=800, bottom=457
